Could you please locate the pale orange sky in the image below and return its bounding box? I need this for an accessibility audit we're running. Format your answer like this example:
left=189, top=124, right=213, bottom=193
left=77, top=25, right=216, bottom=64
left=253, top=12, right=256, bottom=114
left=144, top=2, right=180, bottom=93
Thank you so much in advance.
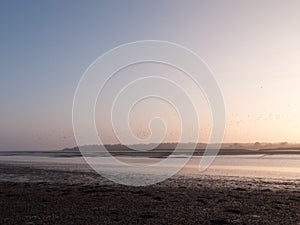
left=0, top=0, right=300, bottom=149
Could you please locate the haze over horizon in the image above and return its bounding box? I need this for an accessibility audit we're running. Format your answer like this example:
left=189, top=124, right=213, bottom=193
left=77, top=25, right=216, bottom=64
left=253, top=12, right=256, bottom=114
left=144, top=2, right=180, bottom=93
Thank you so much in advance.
left=1, top=0, right=300, bottom=150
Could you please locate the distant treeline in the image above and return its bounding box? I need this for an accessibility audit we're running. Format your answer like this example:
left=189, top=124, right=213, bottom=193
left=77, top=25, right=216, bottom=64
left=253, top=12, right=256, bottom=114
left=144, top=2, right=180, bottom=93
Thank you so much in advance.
left=62, top=142, right=300, bottom=152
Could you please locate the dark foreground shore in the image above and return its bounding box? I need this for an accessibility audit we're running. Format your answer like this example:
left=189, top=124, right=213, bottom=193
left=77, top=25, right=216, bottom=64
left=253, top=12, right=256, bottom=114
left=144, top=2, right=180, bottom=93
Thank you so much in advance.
left=0, top=164, right=299, bottom=225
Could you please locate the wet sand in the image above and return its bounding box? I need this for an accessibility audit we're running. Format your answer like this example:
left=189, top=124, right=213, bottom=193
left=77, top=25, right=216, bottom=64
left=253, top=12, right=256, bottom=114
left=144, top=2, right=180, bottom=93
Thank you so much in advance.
left=0, top=164, right=299, bottom=225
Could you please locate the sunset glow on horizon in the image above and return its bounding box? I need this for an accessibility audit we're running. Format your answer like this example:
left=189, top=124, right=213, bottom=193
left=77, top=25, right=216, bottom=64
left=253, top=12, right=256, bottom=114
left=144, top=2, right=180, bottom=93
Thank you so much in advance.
left=1, top=0, right=300, bottom=150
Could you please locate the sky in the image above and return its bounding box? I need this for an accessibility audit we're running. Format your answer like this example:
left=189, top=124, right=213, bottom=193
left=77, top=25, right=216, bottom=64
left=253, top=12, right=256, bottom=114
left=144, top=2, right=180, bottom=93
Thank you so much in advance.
left=0, top=0, right=300, bottom=150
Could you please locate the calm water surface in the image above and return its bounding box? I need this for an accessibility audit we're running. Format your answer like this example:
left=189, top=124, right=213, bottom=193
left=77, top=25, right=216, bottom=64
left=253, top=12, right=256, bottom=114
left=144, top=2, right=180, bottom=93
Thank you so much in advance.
left=0, top=151, right=299, bottom=180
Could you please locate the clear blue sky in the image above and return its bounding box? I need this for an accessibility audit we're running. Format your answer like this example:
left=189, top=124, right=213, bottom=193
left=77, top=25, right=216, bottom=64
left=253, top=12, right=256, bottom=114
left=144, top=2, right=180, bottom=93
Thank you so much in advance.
left=1, top=0, right=300, bottom=149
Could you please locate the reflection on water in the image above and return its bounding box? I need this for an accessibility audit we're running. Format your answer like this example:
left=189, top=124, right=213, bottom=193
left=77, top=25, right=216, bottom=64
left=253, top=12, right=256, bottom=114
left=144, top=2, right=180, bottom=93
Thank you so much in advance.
left=0, top=152, right=299, bottom=180
left=182, top=155, right=300, bottom=180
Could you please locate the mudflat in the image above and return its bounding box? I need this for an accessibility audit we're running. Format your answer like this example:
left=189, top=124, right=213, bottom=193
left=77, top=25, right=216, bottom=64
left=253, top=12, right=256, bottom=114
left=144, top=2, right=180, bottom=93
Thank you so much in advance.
left=0, top=164, right=299, bottom=225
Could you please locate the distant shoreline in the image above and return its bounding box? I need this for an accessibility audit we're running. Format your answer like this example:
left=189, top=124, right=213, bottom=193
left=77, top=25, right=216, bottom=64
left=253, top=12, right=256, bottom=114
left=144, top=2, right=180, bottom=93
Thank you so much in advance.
left=61, top=142, right=300, bottom=152
left=0, top=147, right=300, bottom=158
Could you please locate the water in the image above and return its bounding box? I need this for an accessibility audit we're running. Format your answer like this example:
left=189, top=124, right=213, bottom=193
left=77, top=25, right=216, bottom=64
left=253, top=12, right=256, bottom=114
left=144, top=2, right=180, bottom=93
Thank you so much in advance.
left=0, top=151, right=299, bottom=180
